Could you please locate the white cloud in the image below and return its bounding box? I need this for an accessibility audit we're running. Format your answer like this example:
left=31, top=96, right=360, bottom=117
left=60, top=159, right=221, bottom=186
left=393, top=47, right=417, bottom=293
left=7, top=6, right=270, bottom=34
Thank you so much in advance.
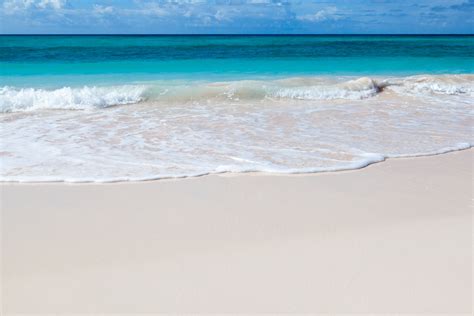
left=93, top=4, right=113, bottom=15
left=3, top=0, right=33, bottom=11
left=3, top=0, right=65, bottom=11
left=105, top=2, right=168, bottom=17
left=214, top=9, right=230, bottom=21
left=297, top=6, right=342, bottom=22
left=247, top=0, right=272, bottom=4
left=38, top=0, right=64, bottom=9
left=151, top=0, right=205, bottom=4
left=138, top=2, right=168, bottom=16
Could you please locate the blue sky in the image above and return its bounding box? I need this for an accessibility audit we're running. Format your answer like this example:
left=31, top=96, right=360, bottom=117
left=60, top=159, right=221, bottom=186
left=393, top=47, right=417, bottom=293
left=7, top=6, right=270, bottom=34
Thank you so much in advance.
left=1, top=0, right=473, bottom=34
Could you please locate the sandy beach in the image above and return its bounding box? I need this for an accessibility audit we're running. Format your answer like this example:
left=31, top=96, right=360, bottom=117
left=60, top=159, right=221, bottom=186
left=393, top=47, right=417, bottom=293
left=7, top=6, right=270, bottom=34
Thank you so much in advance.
left=1, top=149, right=472, bottom=314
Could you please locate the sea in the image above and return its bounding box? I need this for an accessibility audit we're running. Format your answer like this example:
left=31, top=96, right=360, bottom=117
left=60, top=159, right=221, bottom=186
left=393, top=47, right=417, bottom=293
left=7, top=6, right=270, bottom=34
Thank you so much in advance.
left=1, top=35, right=473, bottom=182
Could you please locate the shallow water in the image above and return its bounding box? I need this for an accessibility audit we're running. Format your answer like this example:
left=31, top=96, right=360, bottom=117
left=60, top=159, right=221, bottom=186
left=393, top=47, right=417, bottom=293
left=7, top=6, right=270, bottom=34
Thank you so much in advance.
left=1, top=75, right=472, bottom=182
left=1, top=35, right=473, bottom=182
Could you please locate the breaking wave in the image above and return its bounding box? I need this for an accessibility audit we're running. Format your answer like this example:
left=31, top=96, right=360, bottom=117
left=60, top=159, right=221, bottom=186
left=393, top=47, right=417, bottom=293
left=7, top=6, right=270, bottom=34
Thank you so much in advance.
left=1, top=74, right=472, bottom=182
left=388, top=75, right=474, bottom=96
left=1, top=75, right=473, bottom=113
left=0, top=85, right=147, bottom=113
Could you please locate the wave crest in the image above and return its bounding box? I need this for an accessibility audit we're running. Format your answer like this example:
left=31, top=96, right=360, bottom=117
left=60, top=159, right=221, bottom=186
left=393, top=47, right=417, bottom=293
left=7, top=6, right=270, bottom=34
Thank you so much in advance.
left=0, top=85, right=146, bottom=113
left=388, top=75, right=474, bottom=96
left=273, top=77, right=381, bottom=100
left=1, top=75, right=472, bottom=113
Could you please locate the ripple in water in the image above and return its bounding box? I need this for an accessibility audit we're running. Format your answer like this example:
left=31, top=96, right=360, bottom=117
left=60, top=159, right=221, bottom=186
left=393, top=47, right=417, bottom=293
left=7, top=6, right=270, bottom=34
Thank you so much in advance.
left=0, top=75, right=472, bottom=182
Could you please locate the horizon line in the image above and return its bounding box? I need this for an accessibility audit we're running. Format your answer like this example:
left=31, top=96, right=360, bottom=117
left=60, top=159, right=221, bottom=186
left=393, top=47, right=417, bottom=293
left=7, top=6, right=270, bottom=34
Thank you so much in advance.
left=1, top=33, right=473, bottom=36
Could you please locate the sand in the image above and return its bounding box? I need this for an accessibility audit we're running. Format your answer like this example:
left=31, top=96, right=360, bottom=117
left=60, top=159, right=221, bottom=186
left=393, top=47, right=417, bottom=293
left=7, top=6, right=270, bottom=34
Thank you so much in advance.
left=1, top=149, right=472, bottom=314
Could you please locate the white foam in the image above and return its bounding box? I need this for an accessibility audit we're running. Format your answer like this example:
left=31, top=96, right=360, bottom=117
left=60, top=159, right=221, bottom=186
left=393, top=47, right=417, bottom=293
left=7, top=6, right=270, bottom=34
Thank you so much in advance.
left=387, top=75, right=474, bottom=96
left=273, top=77, right=381, bottom=100
left=1, top=74, right=473, bottom=182
left=3, top=75, right=473, bottom=114
left=0, top=85, right=146, bottom=113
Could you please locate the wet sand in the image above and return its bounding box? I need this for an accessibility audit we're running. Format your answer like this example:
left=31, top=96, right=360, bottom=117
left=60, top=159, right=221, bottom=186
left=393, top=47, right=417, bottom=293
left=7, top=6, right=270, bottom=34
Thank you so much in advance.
left=1, top=149, right=472, bottom=314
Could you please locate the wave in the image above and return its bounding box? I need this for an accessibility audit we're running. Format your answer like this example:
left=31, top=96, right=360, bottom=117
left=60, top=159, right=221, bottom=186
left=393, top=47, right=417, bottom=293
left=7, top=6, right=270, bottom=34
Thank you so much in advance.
left=1, top=75, right=472, bottom=113
left=0, top=85, right=146, bottom=113
left=1, top=73, right=472, bottom=183
left=388, top=75, right=474, bottom=96
left=1, top=144, right=471, bottom=183
left=272, top=77, right=384, bottom=100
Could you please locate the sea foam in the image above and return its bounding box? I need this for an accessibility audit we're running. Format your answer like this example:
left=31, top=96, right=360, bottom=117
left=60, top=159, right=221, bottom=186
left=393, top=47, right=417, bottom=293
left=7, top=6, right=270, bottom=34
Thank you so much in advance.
left=1, top=75, right=472, bottom=182
left=2, top=75, right=473, bottom=113
left=390, top=75, right=474, bottom=96
left=0, top=85, right=146, bottom=113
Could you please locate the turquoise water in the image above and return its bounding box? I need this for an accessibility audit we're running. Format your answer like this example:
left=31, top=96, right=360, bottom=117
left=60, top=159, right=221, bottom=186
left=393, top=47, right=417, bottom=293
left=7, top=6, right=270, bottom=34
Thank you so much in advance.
left=1, top=35, right=473, bottom=182
left=1, top=35, right=473, bottom=86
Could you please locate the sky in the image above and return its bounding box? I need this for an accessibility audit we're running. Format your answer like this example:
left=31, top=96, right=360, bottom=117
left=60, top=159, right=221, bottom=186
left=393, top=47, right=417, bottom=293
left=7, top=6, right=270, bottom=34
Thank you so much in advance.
left=1, top=0, right=473, bottom=34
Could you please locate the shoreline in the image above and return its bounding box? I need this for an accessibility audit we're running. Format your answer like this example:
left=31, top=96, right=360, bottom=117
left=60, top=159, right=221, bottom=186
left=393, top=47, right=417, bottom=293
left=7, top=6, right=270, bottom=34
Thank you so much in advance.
left=2, top=72, right=472, bottom=184
left=2, top=148, right=472, bottom=313
left=1, top=145, right=472, bottom=184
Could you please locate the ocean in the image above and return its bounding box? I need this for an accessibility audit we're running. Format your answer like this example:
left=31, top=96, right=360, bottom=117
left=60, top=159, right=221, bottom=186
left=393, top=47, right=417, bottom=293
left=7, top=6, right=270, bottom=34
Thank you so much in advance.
left=1, top=35, right=473, bottom=182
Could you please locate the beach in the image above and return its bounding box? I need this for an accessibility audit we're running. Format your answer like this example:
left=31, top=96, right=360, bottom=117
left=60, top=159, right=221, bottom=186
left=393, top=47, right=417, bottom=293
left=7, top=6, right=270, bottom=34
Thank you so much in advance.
left=1, top=34, right=473, bottom=314
left=2, top=149, right=472, bottom=313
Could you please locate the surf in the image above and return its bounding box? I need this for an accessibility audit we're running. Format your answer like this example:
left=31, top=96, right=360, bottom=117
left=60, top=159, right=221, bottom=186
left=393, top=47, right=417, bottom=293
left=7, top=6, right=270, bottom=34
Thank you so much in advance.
left=1, top=74, right=472, bottom=182
left=2, top=75, right=472, bottom=113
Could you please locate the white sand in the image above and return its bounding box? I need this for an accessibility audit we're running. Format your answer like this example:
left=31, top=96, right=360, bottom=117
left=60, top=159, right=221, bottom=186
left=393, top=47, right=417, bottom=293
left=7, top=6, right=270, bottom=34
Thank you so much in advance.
left=1, top=149, right=472, bottom=314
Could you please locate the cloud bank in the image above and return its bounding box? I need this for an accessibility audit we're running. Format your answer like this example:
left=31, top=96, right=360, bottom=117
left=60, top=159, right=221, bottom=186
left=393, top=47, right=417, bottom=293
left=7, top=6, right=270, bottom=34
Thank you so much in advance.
left=1, top=0, right=472, bottom=34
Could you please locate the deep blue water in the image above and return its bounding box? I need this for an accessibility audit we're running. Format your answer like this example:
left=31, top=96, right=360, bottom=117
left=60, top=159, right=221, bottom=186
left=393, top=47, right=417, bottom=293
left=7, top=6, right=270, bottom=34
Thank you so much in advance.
left=1, top=35, right=473, bottom=87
